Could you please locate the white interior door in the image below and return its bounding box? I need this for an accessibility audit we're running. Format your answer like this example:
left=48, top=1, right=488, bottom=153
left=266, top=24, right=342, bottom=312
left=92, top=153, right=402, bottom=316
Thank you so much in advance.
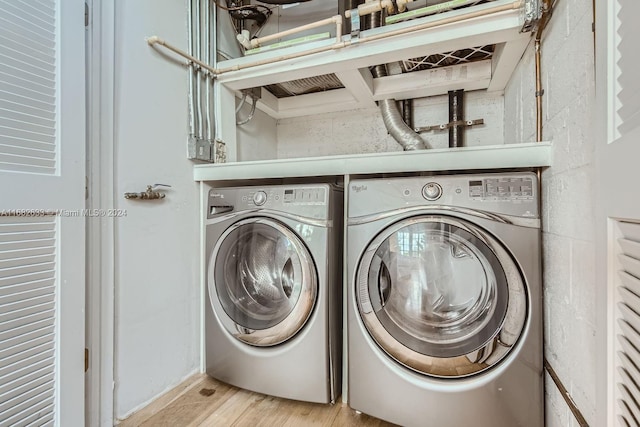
left=0, top=0, right=86, bottom=425
left=595, top=1, right=640, bottom=425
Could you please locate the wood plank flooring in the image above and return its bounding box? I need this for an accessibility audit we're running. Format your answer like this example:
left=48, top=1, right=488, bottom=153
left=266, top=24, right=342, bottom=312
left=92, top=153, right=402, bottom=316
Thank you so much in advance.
left=118, top=375, right=397, bottom=427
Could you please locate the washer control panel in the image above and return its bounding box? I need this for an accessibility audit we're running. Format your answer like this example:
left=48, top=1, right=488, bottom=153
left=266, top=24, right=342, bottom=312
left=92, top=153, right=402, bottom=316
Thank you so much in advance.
left=282, top=187, right=327, bottom=205
left=233, top=186, right=328, bottom=207
left=422, top=183, right=443, bottom=201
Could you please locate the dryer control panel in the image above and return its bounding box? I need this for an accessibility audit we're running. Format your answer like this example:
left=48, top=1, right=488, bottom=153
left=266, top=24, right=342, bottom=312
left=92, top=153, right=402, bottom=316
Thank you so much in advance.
left=348, top=172, right=539, bottom=220
left=469, top=176, right=535, bottom=201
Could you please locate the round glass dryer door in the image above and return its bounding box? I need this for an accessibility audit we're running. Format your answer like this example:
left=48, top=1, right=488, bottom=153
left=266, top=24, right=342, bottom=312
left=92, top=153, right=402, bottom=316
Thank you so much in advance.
left=211, top=218, right=317, bottom=347
left=356, top=215, right=527, bottom=378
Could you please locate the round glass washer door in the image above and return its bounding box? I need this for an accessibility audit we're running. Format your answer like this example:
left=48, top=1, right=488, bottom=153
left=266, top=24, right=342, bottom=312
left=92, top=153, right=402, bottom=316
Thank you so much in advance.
left=356, top=215, right=527, bottom=378
left=210, top=217, right=317, bottom=347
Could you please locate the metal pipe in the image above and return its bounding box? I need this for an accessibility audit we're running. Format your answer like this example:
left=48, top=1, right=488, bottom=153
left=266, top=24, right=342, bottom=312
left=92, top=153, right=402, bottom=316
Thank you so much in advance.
left=535, top=39, right=542, bottom=142
left=449, top=89, right=464, bottom=147
left=148, top=1, right=522, bottom=76
left=194, top=2, right=203, bottom=139
left=534, top=0, right=554, bottom=143
left=203, top=0, right=212, bottom=142
left=187, top=0, right=196, bottom=138
left=208, top=0, right=218, bottom=141
left=402, top=99, right=413, bottom=129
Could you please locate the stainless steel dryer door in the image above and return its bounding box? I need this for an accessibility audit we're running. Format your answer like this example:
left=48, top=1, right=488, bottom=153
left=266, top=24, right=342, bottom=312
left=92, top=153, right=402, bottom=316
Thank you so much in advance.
left=356, top=215, right=527, bottom=378
left=210, top=217, right=318, bottom=347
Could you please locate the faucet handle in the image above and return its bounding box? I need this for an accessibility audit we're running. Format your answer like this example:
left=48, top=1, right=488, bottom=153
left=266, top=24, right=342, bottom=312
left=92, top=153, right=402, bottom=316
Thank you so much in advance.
left=149, top=184, right=172, bottom=190
left=125, top=184, right=171, bottom=200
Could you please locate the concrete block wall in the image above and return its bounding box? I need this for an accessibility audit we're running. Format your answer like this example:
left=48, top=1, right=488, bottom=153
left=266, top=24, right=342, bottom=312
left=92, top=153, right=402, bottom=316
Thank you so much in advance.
left=276, top=90, right=504, bottom=158
left=504, top=0, right=596, bottom=425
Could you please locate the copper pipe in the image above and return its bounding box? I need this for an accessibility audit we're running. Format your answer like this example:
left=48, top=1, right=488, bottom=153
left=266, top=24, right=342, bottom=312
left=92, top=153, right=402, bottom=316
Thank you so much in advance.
left=534, top=0, right=554, bottom=143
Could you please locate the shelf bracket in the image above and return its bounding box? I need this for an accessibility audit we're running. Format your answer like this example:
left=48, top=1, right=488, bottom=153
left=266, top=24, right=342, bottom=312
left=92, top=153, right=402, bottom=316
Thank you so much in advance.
left=415, top=119, right=484, bottom=133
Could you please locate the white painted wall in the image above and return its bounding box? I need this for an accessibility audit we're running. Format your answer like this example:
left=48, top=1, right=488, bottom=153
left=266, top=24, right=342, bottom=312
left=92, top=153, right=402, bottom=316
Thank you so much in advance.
left=236, top=99, right=278, bottom=161
left=504, top=1, right=596, bottom=425
left=113, top=0, right=200, bottom=419
left=277, top=90, right=504, bottom=158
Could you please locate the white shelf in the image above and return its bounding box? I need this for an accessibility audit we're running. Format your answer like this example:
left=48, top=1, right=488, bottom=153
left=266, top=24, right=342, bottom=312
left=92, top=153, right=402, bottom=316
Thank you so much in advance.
left=193, top=142, right=552, bottom=182
left=215, top=0, right=531, bottom=120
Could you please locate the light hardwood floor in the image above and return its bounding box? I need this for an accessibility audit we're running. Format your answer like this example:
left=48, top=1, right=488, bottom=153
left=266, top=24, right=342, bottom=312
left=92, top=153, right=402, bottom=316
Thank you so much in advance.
left=118, top=375, right=397, bottom=427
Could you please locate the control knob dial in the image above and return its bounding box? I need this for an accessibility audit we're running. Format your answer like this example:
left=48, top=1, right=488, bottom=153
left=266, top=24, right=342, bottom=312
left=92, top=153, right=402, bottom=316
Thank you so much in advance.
left=253, top=191, right=268, bottom=206
left=422, top=183, right=443, bottom=201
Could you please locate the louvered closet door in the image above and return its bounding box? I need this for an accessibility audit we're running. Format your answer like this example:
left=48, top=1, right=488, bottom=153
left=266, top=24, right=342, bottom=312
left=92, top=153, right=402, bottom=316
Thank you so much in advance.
left=617, top=222, right=640, bottom=426
left=596, top=0, right=640, bottom=425
left=0, top=0, right=86, bottom=425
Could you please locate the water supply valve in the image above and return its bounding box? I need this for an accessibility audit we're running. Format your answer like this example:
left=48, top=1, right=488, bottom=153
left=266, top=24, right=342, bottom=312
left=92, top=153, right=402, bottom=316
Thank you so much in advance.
left=124, top=184, right=171, bottom=200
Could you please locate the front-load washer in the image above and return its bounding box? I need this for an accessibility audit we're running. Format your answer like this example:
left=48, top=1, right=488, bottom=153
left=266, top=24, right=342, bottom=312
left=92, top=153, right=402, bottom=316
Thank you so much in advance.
left=205, top=183, right=342, bottom=404
left=347, top=172, right=542, bottom=427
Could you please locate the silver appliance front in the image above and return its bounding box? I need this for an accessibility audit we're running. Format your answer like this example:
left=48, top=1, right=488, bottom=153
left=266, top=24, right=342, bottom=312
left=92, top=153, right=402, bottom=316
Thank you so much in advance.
left=347, top=173, right=543, bottom=427
left=356, top=215, right=526, bottom=378
left=211, top=217, right=317, bottom=347
left=204, top=183, right=343, bottom=404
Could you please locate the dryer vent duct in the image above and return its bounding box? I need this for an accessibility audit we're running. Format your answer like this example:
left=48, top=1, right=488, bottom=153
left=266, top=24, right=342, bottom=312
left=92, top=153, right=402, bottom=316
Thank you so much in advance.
left=370, top=12, right=428, bottom=151
left=266, top=74, right=344, bottom=98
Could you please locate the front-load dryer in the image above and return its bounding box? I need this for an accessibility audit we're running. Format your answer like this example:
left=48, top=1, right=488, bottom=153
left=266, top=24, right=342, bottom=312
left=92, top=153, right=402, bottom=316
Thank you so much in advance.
left=205, top=183, right=342, bottom=404
left=347, top=172, right=542, bottom=426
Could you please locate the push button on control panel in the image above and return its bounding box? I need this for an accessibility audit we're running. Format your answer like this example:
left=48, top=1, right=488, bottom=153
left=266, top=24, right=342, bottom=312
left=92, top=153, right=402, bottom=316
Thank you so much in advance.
left=422, top=183, right=443, bottom=201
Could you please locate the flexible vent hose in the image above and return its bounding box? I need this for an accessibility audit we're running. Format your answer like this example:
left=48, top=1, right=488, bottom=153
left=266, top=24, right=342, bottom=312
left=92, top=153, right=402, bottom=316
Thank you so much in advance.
left=371, top=13, right=428, bottom=151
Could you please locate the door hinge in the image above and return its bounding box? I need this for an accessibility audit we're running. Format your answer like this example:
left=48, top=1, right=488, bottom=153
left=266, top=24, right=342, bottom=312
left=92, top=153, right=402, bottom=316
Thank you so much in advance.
left=85, top=348, right=89, bottom=372
left=85, top=2, right=89, bottom=27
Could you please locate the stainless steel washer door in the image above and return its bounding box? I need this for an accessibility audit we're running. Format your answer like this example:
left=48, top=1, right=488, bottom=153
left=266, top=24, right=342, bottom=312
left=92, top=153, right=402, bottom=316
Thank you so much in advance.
left=356, top=215, right=527, bottom=378
left=211, top=217, right=317, bottom=347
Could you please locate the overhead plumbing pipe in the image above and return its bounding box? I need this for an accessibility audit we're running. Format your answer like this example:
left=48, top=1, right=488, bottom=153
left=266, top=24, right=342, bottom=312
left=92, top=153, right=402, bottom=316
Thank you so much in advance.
left=147, top=1, right=522, bottom=76
left=370, top=12, right=427, bottom=151
left=238, top=15, right=344, bottom=49
left=345, top=0, right=413, bottom=17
